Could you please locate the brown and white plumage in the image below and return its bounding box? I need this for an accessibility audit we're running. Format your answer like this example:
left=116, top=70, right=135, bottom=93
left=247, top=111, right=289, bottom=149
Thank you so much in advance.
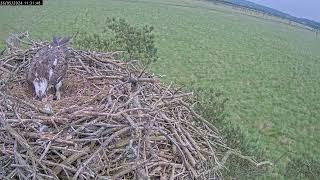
left=27, top=36, right=70, bottom=100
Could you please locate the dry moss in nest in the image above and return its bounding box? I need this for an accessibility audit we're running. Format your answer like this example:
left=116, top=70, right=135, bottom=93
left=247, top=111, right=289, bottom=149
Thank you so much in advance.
left=0, top=36, right=271, bottom=179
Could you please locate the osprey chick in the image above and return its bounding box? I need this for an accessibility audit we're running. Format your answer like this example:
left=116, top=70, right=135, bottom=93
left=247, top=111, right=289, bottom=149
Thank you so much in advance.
left=27, top=36, right=70, bottom=101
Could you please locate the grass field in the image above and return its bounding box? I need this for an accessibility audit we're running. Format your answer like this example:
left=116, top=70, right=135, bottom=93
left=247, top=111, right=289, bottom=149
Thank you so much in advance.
left=1, top=0, right=320, bottom=178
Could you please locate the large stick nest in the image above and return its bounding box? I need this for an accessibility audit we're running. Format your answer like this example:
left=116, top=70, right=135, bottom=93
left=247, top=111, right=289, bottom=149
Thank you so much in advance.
left=0, top=35, right=263, bottom=179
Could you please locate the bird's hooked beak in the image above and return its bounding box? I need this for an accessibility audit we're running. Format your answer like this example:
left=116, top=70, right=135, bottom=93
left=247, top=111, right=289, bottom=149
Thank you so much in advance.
left=36, top=93, right=47, bottom=102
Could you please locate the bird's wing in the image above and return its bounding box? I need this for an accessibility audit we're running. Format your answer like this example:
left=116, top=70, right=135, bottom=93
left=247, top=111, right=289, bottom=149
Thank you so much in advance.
left=48, top=46, right=69, bottom=85
left=27, top=47, right=51, bottom=82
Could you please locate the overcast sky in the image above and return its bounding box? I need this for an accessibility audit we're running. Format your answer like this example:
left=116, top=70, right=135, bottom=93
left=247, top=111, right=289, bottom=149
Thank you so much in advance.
left=248, top=0, right=320, bottom=22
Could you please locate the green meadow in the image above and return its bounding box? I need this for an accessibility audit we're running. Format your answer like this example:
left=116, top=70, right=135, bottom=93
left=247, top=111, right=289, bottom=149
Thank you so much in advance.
left=1, top=0, right=320, bottom=178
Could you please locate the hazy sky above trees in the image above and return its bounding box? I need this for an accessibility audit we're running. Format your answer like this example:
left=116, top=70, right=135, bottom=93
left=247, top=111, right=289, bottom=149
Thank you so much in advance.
left=249, top=0, right=320, bottom=22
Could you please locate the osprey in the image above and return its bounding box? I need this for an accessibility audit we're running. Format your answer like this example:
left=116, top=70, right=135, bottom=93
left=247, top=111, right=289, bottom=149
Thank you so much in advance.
left=27, top=36, right=70, bottom=101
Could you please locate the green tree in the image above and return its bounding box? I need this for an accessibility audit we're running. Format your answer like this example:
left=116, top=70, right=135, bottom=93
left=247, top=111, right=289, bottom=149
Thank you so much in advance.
left=105, top=17, right=158, bottom=66
left=74, top=16, right=158, bottom=67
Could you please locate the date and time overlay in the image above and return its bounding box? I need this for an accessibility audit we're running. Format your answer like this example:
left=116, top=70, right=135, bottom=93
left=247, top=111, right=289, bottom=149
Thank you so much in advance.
left=0, top=0, right=43, bottom=6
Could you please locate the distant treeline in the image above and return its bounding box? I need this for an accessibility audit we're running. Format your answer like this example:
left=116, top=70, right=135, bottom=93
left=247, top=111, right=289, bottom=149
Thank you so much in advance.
left=208, top=0, right=320, bottom=30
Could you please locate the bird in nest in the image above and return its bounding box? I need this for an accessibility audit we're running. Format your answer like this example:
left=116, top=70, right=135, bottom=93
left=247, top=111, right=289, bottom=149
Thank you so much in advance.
left=27, top=36, right=70, bottom=101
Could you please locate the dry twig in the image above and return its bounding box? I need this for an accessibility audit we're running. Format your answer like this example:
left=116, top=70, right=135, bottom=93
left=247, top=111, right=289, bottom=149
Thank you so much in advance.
left=0, top=38, right=271, bottom=179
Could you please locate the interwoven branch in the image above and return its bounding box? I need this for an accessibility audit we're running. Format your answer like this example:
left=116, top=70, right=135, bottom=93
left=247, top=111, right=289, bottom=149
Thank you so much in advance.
left=0, top=37, right=271, bottom=179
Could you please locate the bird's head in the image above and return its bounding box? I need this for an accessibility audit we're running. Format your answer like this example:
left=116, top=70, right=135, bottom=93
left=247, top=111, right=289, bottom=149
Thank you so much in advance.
left=32, top=77, right=48, bottom=101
